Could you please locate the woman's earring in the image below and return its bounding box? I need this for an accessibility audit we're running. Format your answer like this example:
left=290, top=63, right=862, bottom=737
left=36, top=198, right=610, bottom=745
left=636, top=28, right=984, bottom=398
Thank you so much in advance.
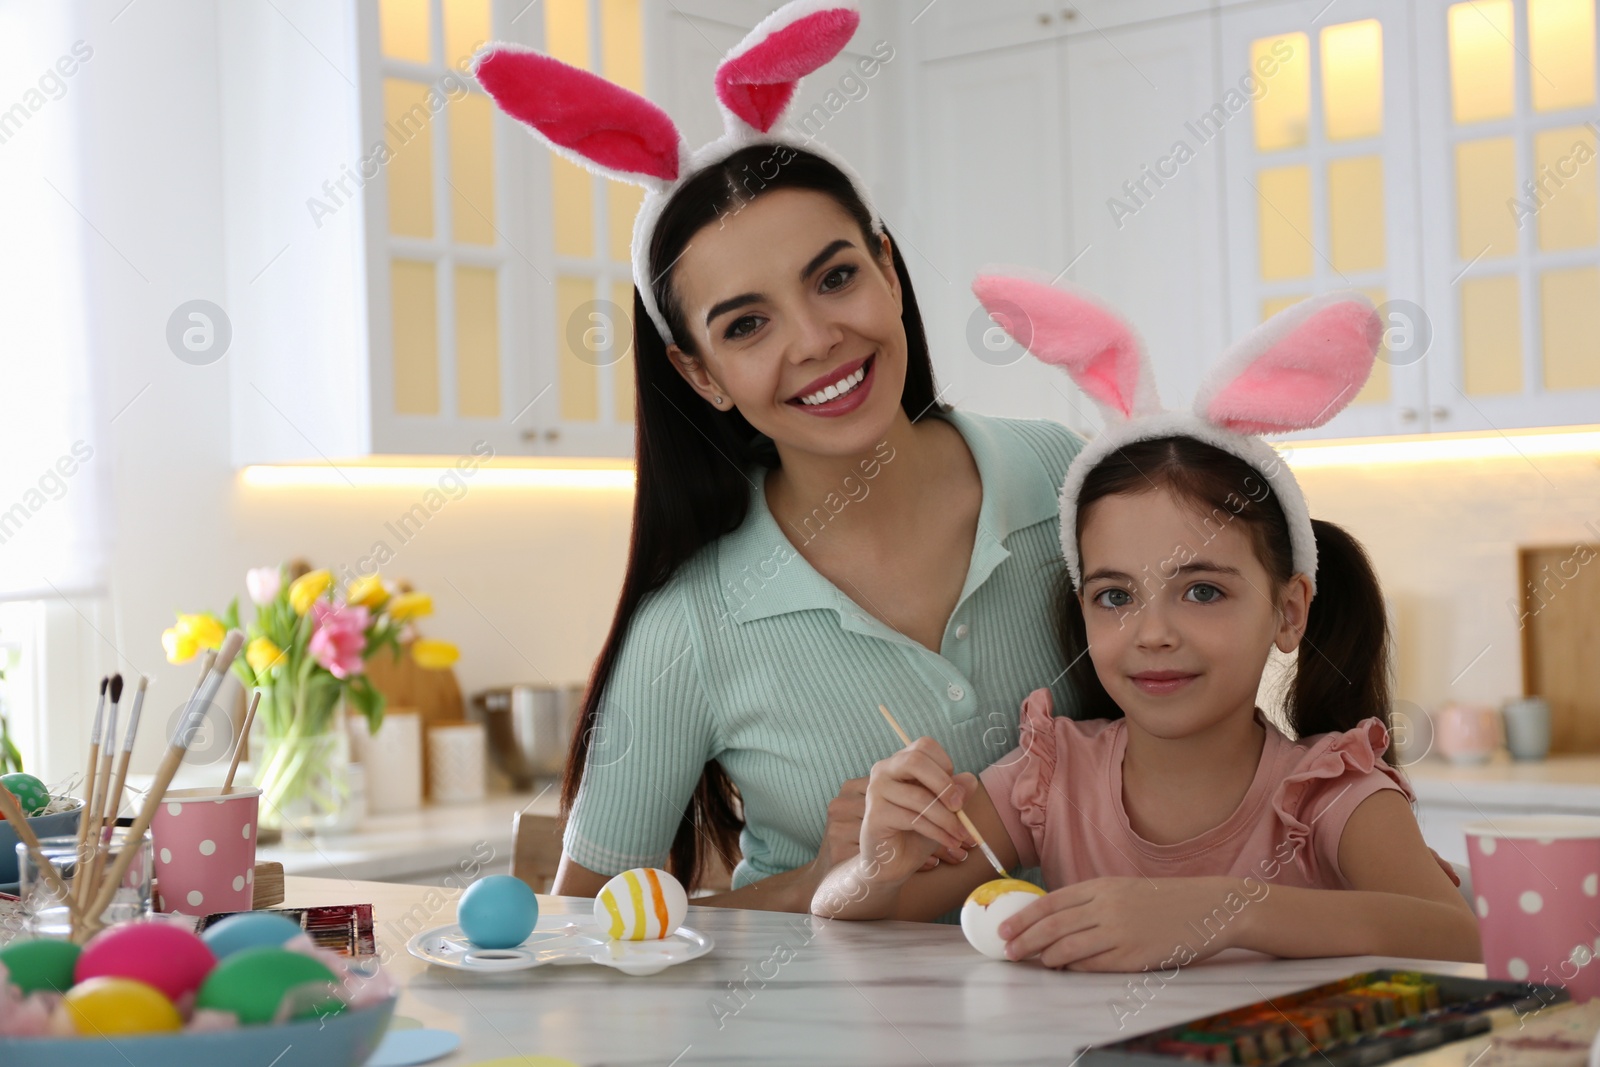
left=713, top=395, right=724, bottom=406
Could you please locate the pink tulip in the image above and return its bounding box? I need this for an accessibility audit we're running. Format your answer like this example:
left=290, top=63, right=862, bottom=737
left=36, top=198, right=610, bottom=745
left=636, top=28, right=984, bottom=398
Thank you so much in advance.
left=309, top=601, right=370, bottom=679
left=246, top=566, right=281, bottom=606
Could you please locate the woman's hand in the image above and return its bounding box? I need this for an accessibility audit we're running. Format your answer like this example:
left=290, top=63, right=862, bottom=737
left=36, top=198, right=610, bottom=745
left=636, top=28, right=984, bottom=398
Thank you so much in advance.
left=812, top=776, right=870, bottom=873
left=859, top=737, right=978, bottom=886
left=998, top=876, right=1248, bottom=971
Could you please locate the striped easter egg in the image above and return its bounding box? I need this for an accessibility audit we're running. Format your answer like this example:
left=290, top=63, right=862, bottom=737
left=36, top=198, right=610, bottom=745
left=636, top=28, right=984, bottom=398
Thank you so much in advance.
left=593, top=867, right=688, bottom=941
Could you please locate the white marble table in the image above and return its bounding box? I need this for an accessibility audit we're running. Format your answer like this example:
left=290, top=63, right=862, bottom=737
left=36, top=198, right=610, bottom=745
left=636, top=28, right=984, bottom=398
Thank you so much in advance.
left=283, top=876, right=1488, bottom=1067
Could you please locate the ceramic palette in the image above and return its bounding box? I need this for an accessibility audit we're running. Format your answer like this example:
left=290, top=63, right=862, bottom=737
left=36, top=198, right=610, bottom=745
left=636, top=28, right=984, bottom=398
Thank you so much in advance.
left=406, top=916, right=712, bottom=977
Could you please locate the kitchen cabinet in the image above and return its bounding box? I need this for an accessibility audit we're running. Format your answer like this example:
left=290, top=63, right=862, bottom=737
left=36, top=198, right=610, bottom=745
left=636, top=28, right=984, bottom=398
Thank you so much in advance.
left=222, top=0, right=557, bottom=467
left=1413, top=0, right=1600, bottom=434
left=1218, top=0, right=1428, bottom=441
left=913, top=1, right=1215, bottom=63
left=225, top=1, right=1597, bottom=465
left=916, top=0, right=1600, bottom=442
left=911, top=8, right=1227, bottom=436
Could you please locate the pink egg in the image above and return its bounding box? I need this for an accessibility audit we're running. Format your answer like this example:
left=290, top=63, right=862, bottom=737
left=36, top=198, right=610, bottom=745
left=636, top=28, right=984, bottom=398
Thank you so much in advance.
left=75, top=921, right=217, bottom=1002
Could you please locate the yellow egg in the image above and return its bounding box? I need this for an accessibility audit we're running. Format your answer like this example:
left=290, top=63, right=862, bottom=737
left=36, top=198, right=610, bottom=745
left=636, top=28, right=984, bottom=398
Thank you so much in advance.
left=960, top=878, right=1046, bottom=960
left=64, top=976, right=184, bottom=1036
left=593, top=868, right=688, bottom=941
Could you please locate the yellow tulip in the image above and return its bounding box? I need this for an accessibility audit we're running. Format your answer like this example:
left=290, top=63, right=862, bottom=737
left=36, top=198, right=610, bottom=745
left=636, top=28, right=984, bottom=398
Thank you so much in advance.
left=288, top=569, right=333, bottom=615
left=246, top=637, right=286, bottom=676
left=388, top=592, right=433, bottom=623
left=162, top=626, right=198, bottom=664
left=410, top=638, right=459, bottom=670
left=346, top=575, right=388, bottom=610
left=181, top=613, right=225, bottom=651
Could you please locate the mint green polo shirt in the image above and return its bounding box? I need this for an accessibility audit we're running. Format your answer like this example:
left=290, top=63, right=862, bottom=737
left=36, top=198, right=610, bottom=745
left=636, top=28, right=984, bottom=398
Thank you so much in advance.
left=564, top=409, right=1087, bottom=888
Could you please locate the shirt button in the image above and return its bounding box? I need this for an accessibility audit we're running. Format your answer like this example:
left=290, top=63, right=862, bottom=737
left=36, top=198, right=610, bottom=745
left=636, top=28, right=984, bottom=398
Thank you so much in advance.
left=947, top=684, right=965, bottom=702
left=954, top=623, right=969, bottom=640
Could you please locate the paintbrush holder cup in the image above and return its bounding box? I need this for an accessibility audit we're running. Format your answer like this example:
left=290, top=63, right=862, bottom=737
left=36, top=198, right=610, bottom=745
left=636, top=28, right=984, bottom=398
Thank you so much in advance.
left=15, top=829, right=151, bottom=938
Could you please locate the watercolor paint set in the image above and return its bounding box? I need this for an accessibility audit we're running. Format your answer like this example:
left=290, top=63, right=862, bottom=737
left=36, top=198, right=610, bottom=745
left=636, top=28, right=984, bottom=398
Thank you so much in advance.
left=194, top=904, right=376, bottom=957
left=1083, top=970, right=1569, bottom=1067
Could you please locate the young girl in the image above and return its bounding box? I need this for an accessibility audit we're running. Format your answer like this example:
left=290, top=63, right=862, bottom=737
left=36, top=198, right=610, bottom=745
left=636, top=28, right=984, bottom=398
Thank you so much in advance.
left=813, top=275, right=1482, bottom=970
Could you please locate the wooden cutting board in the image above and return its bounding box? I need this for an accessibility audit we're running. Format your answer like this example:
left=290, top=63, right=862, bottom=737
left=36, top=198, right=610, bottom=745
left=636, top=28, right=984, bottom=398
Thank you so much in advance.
left=1519, top=543, right=1600, bottom=752
left=363, top=640, right=464, bottom=800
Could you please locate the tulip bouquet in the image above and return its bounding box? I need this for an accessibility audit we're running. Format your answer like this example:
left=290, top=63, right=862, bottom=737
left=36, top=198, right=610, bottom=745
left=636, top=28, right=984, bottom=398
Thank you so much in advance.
left=163, top=565, right=459, bottom=832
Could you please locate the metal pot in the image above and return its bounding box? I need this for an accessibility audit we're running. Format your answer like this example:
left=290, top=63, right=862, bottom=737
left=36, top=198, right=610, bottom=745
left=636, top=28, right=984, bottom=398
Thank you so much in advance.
left=470, top=684, right=582, bottom=790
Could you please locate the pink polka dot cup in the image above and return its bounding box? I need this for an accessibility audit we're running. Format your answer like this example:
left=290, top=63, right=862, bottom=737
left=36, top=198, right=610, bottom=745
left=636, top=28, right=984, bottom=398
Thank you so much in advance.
left=1464, top=815, right=1600, bottom=1001
left=150, top=786, right=260, bottom=915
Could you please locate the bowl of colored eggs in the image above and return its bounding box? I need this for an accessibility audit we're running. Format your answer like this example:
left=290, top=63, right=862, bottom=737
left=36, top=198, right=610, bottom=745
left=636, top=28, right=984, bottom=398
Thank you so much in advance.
left=0, top=773, right=84, bottom=889
left=0, top=912, right=396, bottom=1067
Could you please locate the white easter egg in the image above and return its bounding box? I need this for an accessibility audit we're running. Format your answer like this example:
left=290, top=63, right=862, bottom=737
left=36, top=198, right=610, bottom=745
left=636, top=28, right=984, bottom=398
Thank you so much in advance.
left=594, top=867, right=689, bottom=941
left=960, top=879, right=1046, bottom=960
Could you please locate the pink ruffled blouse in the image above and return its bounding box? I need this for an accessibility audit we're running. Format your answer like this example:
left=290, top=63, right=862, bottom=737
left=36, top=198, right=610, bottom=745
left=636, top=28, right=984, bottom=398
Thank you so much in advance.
left=979, top=688, right=1415, bottom=890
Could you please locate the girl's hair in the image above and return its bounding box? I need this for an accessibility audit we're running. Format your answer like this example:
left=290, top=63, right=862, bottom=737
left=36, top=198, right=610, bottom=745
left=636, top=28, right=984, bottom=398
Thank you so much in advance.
left=1054, top=436, right=1393, bottom=756
left=561, top=144, right=949, bottom=888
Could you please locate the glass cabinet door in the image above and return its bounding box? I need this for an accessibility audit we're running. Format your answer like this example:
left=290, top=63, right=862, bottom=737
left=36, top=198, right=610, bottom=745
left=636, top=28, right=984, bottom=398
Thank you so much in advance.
left=1221, top=0, right=1428, bottom=440
left=1417, top=0, right=1600, bottom=433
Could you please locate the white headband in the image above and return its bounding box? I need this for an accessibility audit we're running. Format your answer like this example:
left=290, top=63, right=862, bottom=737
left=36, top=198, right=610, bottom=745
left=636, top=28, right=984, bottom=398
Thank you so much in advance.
left=473, top=0, right=883, bottom=346
left=972, top=274, right=1385, bottom=597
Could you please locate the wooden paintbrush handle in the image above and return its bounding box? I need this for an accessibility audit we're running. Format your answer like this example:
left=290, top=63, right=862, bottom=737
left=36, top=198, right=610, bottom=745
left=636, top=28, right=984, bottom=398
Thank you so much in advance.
left=0, top=784, right=76, bottom=911
left=77, top=631, right=243, bottom=940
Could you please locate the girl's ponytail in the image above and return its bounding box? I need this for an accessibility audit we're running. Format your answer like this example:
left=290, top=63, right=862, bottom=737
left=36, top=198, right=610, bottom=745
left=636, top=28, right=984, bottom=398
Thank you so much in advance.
left=1286, top=518, right=1394, bottom=755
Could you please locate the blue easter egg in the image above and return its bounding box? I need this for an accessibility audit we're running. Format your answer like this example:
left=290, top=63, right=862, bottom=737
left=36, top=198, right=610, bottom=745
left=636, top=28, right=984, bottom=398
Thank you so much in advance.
left=457, top=875, right=538, bottom=949
left=200, top=911, right=305, bottom=959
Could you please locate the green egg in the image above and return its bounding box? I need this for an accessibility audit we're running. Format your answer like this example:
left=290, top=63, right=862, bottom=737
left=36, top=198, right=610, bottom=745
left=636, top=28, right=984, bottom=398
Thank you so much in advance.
left=0, top=938, right=81, bottom=994
left=0, top=773, right=51, bottom=817
left=195, top=947, right=344, bottom=1025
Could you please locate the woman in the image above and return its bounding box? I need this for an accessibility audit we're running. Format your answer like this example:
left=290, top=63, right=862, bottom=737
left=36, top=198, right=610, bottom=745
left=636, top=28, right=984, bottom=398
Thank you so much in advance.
left=475, top=3, right=1083, bottom=910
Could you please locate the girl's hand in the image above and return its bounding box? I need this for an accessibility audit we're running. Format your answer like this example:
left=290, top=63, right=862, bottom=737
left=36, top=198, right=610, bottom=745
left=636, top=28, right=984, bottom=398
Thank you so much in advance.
left=998, top=876, right=1248, bottom=971
left=860, top=737, right=978, bottom=885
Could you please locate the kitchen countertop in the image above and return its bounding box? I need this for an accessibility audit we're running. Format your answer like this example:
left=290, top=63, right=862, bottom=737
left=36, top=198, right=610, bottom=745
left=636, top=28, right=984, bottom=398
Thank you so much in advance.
left=281, top=875, right=1495, bottom=1067
left=256, top=787, right=561, bottom=882
left=1403, top=753, right=1600, bottom=811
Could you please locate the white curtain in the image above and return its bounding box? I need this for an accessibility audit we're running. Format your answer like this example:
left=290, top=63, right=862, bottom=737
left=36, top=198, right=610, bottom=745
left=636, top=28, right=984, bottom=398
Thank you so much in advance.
left=0, top=1, right=109, bottom=602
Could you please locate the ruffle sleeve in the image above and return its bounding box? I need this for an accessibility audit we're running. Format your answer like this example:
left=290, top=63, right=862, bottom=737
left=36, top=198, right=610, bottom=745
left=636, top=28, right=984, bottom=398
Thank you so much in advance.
left=1009, top=687, right=1061, bottom=848
left=1271, top=717, right=1416, bottom=885
left=978, top=686, right=1063, bottom=872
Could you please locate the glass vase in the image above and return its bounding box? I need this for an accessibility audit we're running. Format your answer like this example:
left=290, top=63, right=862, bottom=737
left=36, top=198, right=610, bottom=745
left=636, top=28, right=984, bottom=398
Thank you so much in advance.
left=252, top=689, right=351, bottom=841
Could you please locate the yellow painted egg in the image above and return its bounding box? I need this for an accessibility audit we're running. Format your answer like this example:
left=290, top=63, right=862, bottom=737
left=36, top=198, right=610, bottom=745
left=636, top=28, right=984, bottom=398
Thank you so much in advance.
left=593, top=868, right=687, bottom=941
left=960, top=878, right=1046, bottom=960
left=63, top=976, right=183, bottom=1036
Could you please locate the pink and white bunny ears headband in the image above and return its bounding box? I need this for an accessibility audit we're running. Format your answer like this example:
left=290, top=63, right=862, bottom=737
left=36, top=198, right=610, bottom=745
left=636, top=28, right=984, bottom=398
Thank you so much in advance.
left=472, top=0, right=883, bottom=346
left=972, top=274, right=1384, bottom=597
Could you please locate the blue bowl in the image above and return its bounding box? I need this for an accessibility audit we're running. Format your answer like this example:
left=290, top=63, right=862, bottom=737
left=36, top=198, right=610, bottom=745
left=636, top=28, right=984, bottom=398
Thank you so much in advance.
left=0, top=800, right=84, bottom=886
left=0, top=995, right=396, bottom=1067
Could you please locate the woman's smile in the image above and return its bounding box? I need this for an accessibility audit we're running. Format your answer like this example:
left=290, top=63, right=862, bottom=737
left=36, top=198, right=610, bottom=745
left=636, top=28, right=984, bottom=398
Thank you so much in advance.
left=787, top=354, right=876, bottom=415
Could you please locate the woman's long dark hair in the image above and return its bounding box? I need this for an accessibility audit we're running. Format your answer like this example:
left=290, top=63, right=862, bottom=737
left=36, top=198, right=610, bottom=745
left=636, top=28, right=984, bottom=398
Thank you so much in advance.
left=561, top=145, right=949, bottom=888
left=1054, top=436, right=1393, bottom=759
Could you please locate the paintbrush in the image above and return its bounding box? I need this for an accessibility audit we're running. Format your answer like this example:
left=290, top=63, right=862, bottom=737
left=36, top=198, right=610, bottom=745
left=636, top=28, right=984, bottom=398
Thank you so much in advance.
left=0, top=782, right=78, bottom=921
left=70, top=677, right=108, bottom=913
left=221, top=689, right=260, bottom=794
left=77, top=632, right=245, bottom=942
left=876, top=703, right=1009, bottom=878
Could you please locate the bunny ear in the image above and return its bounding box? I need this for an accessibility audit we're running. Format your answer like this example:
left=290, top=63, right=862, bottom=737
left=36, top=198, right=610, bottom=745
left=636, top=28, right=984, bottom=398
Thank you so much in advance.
left=971, top=272, right=1162, bottom=422
left=474, top=45, right=681, bottom=186
left=1196, top=293, right=1382, bottom=434
left=715, top=1, right=860, bottom=134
